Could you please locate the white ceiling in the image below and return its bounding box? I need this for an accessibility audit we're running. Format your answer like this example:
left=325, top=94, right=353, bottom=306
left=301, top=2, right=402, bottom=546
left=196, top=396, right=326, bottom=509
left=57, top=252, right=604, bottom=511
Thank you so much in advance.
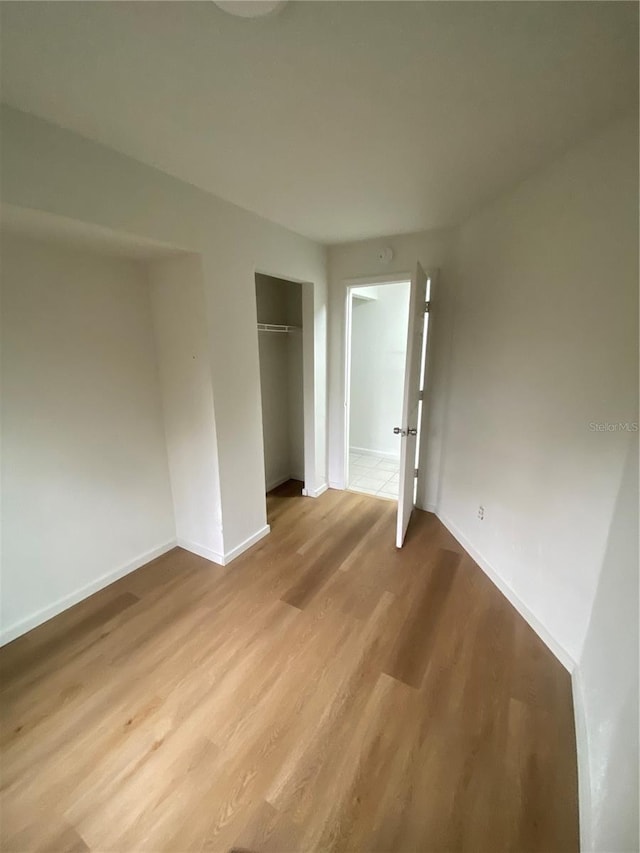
left=1, top=1, right=637, bottom=244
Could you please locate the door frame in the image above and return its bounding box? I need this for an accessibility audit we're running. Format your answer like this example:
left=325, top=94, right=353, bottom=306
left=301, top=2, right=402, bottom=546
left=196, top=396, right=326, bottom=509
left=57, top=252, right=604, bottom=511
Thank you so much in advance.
left=343, top=273, right=412, bottom=493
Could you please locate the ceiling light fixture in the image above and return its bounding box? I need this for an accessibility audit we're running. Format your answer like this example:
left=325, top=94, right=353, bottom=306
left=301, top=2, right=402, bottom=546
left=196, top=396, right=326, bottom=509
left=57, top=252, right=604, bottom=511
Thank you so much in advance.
left=214, top=1, right=287, bottom=18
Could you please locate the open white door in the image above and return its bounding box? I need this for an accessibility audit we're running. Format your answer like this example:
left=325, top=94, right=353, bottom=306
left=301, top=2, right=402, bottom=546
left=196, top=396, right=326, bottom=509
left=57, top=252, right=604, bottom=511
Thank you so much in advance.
left=396, top=262, right=431, bottom=548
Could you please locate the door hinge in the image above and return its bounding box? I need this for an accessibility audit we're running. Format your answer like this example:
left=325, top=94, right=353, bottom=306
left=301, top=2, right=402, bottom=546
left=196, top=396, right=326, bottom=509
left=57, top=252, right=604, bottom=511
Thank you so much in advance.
left=414, top=468, right=419, bottom=478
left=418, top=390, right=424, bottom=401
left=424, top=300, right=431, bottom=313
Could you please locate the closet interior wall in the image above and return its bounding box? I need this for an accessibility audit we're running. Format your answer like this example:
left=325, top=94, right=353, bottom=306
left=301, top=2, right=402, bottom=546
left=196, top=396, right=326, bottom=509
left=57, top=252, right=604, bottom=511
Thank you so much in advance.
left=255, top=274, right=304, bottom=492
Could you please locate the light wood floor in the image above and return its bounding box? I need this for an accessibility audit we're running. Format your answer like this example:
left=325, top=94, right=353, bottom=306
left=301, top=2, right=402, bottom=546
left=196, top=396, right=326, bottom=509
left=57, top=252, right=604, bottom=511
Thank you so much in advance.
left=0, top=483, right=578, bottom=852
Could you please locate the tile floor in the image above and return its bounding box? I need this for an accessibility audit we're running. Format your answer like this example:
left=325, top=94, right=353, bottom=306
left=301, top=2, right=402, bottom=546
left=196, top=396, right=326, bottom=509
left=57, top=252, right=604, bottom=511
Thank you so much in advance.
left=348, top=451, right=400, bottom=500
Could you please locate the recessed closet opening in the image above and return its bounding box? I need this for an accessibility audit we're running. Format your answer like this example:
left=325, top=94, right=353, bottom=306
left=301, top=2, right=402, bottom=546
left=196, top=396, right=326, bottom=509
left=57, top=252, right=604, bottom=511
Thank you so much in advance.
left=255, top=273, right=306, bottom=505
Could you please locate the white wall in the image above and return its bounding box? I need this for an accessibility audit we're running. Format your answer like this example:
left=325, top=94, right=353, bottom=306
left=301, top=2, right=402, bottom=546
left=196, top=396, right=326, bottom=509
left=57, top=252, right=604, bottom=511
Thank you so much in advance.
left=0, top=234, right=175, bottom=643
left=349, top=283, right=410, bottom=458
left=258, top=332, right=293, bottom=490
left=574, top=433, right=638, bottom=852
left=327, top=228, right=455, bottom=495
left=148, top=255, right=224, bottom=562
left=1, top=105, right=327, bottom=561
left=439, top=112, right=638, bottom=666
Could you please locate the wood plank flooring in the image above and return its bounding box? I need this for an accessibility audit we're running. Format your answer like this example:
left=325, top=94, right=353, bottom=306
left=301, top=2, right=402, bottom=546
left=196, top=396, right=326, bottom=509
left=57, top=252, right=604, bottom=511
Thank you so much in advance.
left=0, top=483, right=579, bottom=852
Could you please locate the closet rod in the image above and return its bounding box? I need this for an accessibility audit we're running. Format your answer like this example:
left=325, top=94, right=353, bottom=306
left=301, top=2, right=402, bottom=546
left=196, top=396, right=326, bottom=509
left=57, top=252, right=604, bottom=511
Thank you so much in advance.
left=257, top=323, right=301, bottom=334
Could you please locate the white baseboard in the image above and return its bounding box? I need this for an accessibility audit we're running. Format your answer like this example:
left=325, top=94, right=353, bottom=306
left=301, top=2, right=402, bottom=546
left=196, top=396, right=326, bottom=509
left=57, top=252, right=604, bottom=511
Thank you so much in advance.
left=572, top=668, right=592, bottom=852
left=176, top=537, right=224, bottom=566
left=350, top=446, right=400, bottom=462
left=178, top=525, right=270, bottom=566
left=436, top=508, right=587, bottom=845
left=267, top=474, right=306, bottom=492
left=266, top=474, right=292, bottom=492
left=304, top=482, right=328, bottom=499
left=298, top=487, right=574, bottom=675
left=0, top=539, right=177, bottom=647
left=223, top=524, right=270, bottom=564
left=436, top=511, right=576, bottom=673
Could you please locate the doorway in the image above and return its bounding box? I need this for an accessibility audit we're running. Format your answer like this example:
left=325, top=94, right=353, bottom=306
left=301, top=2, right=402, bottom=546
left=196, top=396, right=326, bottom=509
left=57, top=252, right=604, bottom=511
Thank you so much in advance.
left=345, top=280, right=411, bottom=500
left=255, top=274, right=305, bottom=502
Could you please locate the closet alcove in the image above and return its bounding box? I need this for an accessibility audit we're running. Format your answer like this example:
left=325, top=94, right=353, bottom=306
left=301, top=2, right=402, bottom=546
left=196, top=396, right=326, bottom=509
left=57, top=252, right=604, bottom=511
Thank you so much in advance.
left=255, top=273, right=305, bottom=495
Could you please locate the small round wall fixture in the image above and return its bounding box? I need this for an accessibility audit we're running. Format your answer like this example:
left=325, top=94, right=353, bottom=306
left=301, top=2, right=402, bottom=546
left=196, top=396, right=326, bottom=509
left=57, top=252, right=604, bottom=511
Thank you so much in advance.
left=214, top=1, right=287, bottom=18
left=377, top=247, right=394, bottom=265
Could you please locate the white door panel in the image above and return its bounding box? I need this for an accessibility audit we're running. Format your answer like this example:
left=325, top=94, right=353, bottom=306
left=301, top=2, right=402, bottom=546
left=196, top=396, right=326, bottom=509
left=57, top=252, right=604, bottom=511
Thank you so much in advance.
left=396, top=263, right=431, bottom=548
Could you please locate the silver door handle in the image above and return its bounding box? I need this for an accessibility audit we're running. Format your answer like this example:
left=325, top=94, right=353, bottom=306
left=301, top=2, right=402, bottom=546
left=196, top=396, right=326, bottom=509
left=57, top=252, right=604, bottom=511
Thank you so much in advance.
left=393, top=427, right=406, bottom=436
left=407, top=428, right=418, bottom=436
